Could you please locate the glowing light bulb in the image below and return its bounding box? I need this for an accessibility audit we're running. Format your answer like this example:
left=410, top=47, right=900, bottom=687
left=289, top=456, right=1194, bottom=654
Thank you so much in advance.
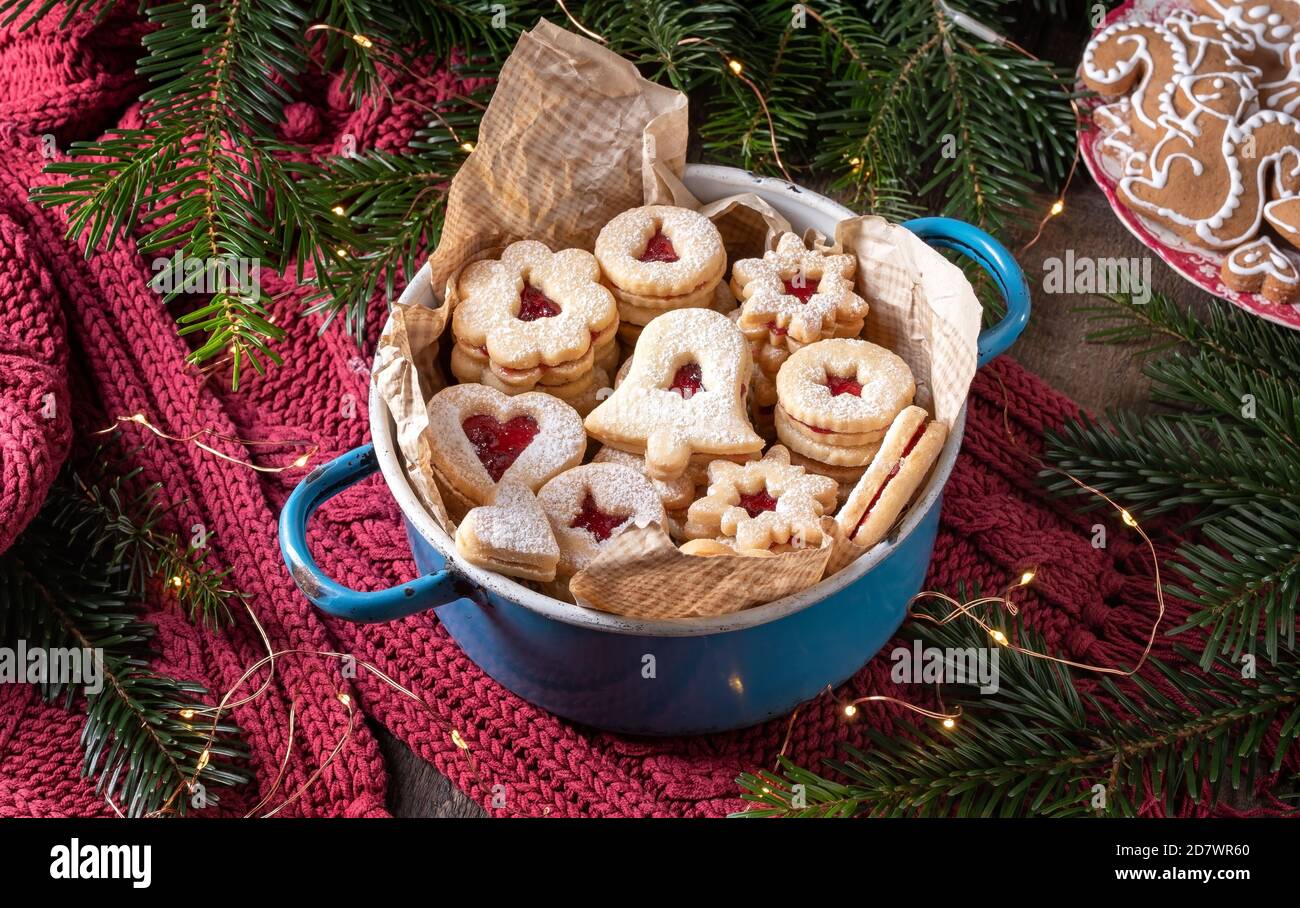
left=942, top=718, right=956, bottom=730
left=352, top=33, right=373, bottom=48
left=331, top=205, right=345, bottom=216
left=1049, top=199, right=1065, bottom=216
left=337, top=692, right=352, bottom=708
left=843, top=703, right=858, bottom=717
left=196, top=749, right=211, bottom=771
left=292, top=453, right=311, bottom=468
left=991, top=629, right=1008, bottom=646
left=171, top=576, right=184, bottom=588
left=451, top=729, right=469, bottom=750
left=728, top=59, right=743, bottom=76
left=460, top=141, right=476, bottom=153
left=1121, top=509, right=1137, bottom=528
left=179, top=708, right=196, bottom=719
left=1020, top=570, right=1035, bottom=586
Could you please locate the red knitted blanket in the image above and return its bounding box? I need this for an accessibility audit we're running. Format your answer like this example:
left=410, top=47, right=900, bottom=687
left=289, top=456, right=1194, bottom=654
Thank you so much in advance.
left=0, top=9, right=1279, bottom=818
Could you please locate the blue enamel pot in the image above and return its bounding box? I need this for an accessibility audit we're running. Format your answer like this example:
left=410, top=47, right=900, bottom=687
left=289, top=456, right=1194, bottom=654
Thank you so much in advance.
left=279, top=165, right=1030, bottom=736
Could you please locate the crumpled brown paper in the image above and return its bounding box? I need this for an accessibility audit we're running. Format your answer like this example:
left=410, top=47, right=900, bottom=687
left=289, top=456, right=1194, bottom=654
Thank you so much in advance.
left=570, top=520, right=836, bottom=619
left=373, top=19, right=982, bottom=619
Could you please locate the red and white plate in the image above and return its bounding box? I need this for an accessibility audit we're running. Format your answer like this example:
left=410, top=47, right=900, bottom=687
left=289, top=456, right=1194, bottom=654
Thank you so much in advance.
left=1078, top=0, right=1300, bottom=330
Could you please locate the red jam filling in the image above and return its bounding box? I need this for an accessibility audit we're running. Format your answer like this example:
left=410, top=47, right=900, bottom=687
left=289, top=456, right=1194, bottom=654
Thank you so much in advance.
left=782, top=275, right=819, bottom=303
left=853, top=420, right=929, bottom=536
left=667, top=362, right=705, bottom=398
left=461, top=414, right=539, bottom=482
left=765, top=321, right=789, bottom=337
left=826, top=373, right=863, bottom=397
left=517, top=282, right=560, bottom=321
left=569, top=492, right=630, bottom=542
left=639, top=230, right=679, bottom=263
left=737, top=488, right=778, bottom=517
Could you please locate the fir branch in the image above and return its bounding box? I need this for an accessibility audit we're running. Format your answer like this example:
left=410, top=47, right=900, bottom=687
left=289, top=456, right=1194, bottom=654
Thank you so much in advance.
left=1046, top=292, right=1300, bottom=667
left=736, top=603, right=1300, bottom=817
left=0, top=471, right=248, bottom=816
left=584, top=0, right=743, bottom=93
left=67, top=455, right=246, bottom=629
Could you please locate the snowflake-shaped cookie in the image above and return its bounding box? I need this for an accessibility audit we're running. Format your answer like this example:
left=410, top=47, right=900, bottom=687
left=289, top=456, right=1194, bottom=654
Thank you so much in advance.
left=454, top=240, right=618, bottom=371
left=684, top=445, right=838, bottom=552
left=731, top=233, right=868, bottom=345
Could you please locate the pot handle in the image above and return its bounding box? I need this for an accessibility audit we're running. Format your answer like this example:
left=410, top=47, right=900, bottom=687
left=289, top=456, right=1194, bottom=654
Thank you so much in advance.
left=278, top=444, right=479, bottom=622
left=902, top=216, right=1031, bottom=367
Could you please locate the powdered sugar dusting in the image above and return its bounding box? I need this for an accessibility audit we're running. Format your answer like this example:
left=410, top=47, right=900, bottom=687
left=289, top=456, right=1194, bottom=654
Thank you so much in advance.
left=584, top=309, right=764, bottom=473
left=426, top=383, right=586, bottom=503
left=537, top=462, right=668, bottom=573
left=595, top=206, right=725, bottom=296
left=733, top=233, right=868, bottom=345
left=455, top=240, right=617, bottom=370
left=777, top=339, right=914, bottom=430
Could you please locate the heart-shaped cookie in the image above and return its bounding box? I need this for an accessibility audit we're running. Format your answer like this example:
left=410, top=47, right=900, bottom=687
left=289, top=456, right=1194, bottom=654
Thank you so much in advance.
left=455, top=481, right=561, bottom=582
left=426, top=383, right=586, bottom=508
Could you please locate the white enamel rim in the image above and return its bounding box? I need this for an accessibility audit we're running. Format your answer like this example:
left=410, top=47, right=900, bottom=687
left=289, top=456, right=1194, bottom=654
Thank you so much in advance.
left=369, top=164, right=968, bottom=637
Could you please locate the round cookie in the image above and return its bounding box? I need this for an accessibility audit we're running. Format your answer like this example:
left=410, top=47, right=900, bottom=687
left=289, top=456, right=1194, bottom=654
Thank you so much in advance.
left=836, top=406, right=948, bottom=549
left=595, top=205, right=726, bottom=297
left=537, top=463, right=668, bottom=576
left=776, top=338, right=915, bottom=435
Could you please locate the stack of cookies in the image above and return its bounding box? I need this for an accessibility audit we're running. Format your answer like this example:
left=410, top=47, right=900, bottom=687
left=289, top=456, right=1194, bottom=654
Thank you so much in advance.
left=451, top=240, right=619, bottom=416
left=773, top=338, right=915, bottom=504
left=730, top=234, right=871, bottom=436
left=594, top=205, right=727, bottom=351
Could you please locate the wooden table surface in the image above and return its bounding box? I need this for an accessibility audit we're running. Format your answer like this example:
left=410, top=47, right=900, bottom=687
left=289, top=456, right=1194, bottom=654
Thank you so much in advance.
left=377, top=176, right=1214, bottom=817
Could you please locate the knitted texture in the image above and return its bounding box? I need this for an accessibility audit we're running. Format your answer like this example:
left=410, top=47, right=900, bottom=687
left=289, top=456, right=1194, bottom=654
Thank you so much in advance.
left=0, top=11, right=1287, bottom=819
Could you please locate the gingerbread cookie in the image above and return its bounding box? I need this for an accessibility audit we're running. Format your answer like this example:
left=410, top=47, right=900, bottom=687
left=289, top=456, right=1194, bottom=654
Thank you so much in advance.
left=595, top=205, right=726, bottom=297
left=1221, top=236, right=1300, bottom=303
left=836, top=406, right=948, bottom=549
left=731, top=233, right=869, bottom=345
left=455, top=482, right=560, bottom=582
left=426, top=384, right=586, bottom=509
left=537, top=463, right=667, bottom=576
left=683, top=445, right=838, bottom=552
left=584, top=308, right=764, bottom=481
left=454, top=240, right=617, bottom=371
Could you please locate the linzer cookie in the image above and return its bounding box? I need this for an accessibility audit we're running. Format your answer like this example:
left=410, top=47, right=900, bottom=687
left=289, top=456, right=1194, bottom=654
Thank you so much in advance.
left=683, top=445, right=837, bottom=553
left=426, top=384, right=586, bottom=516
left=584, top=308, right=764, bottom=481
left=836, top=406, right=947, bottom=549
left=595, top=205, right=727, bottom=329
left=731, top=233, right=869, bottom=385
left=452, top=240, right=617, bottom=404
left=537, top=462, right=668, bottom=576
left=455, top=482, right=560, bottom=582
left=592, top=446, right=697, bottom=511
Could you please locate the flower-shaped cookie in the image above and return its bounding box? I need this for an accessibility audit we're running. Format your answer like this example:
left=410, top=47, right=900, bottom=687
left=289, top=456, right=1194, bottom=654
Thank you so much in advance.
left=584, top=308, right=764, bottom=481
left=454, top=240, right=618, bottom=371
left=684, top=446, right=837, bottom=552
left=537, top=463, right=667, bottom=576
left=426, top=384, right=586, bottom=507
left=731, top=234, right=869, bottom=345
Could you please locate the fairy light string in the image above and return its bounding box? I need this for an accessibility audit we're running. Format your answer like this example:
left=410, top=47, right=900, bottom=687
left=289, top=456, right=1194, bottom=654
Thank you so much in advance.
left=94, top=411, right=318, bottom=474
